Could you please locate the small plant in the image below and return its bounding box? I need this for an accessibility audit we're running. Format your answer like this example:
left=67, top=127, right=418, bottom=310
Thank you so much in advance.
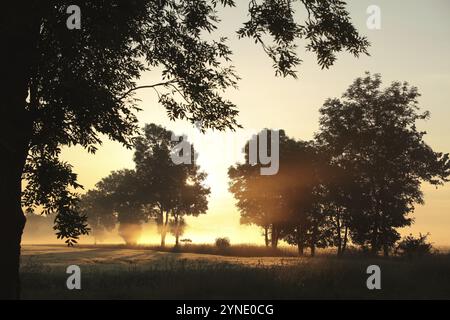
left=215, top=237, right=231, bottom=251
left=395, top=233, right=434, bottom=258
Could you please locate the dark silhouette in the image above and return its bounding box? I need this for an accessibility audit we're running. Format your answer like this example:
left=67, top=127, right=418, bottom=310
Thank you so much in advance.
left=395, top=233, right=434, bottom=258
left=316, top=73, right=450, bottom=256
left=81, top=169, right=148, bottom=245
left=80, top=124, right=210, bottom=246
left=1, top=1, right=368, bottom=298
left=229, top=130, right=292, bottom=249
left=133, top=124, right=210, bottom=247
left=79, top=190, right=116, bottom=244
left=229, top=74, right=450, bottom=257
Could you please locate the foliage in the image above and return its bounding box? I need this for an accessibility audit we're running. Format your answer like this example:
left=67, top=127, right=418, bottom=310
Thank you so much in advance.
left=229, top=74, right=450, bottom=256
left=237, top=0, right=370, bottom=77
left=395, top=233, right=434, bottom=258
left=316, top=72, right=450, bottom=254
left=215, top=237, right=231, bottom=250
left=80, top=123, right=210, bottom=246
left=133, top=124, right=210, bottom=246
left=15, top=0, right=368, bottom=245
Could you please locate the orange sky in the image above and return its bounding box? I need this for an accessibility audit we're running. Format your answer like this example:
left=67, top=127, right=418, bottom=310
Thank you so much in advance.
left=50, top=0, right=450, bottom=246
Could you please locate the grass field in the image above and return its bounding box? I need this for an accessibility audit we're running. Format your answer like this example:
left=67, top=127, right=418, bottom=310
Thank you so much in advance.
left=20, top=244, right=450, bottom=299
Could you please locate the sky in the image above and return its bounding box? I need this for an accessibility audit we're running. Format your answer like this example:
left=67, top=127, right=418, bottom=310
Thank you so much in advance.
left=54, top=0, right=450, bottom=246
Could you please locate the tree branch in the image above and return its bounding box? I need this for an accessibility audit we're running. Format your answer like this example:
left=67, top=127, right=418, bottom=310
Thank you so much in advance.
left=118, top=80, right=178, bottom=101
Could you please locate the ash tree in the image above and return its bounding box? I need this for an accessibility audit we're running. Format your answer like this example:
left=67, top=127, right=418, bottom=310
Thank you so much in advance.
left=228, top=130, right=292, bottom=248
left=133, top=124, right=210, bottom=247
left=84, top=169, right=149, bottom=245
left=79, top=190, right=116, bottom=244
left=316, top=73, right=450, bottom=256
left=1, top=0, right=368, bottom=298
left=229, top=131, right=333, bottom=255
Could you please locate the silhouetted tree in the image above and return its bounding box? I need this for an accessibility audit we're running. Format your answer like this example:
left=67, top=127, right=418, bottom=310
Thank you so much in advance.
left=1, top=0, right=368, bottom=298
left=316, top=73, right=450, bottom=256
left=169, top=217, right=187, bottom=247
left=172, top=178, right=210, bottom=247
left=79, top=190, right=116, bottom=244
left=395, top=233, right=434, bottom=258
left=229, top=130, right=292, bottom=248
left=133, top=124, right=210, bottom=247
left=229, top=130, right=332, bottom=253
left=280, top=142, right=332, bottom=256
left=85, top=169, right=149, bottom=245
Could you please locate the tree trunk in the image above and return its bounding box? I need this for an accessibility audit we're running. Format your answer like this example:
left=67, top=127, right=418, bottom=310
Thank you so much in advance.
left=342, top=226, right=348, bottom=255
left=310, top=222, right=317, bottom=257
left=174, top=215, right=180, bottom=247
left=296, top=226, right=304, bottom=256
left=310, top=244, right=316, bottom=257
left=160, top=211, right=169, bottom=247
left=0, top=189, right=27, bottom=299
left=0, top=1, right=41, bottom=299
left=335, top=210, right=342, bottom=257
left=383, top=244, right=389, bottom=257
left=270, top=224, right=278, bottom=248
left=371, top=223, right=379, bottom=255
left=297, top=242, right=304, bottom=256
left=264, top=226, right=269, bottom=247
left=0, top=105, right=30, bottom=299
left=160, top=227, right=167, bottom=247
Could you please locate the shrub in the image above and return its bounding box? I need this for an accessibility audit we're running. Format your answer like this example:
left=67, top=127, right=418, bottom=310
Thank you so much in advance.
left=215, top=237, right=231, bottom=251
left=395, top=233, right=434, bottom=258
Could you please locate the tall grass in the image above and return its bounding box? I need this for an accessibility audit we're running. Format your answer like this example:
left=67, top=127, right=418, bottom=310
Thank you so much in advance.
left=20, top=251, right=450, bottom=299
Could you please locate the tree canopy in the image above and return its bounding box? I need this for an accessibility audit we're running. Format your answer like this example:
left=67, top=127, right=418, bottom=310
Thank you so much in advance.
left=80, top=124, right=210, bottom=246
left=229, top=73, right=450, bottom=256
left=316, top=72, right=450, bottom=254
left=9, top=0, right=368, bottom=246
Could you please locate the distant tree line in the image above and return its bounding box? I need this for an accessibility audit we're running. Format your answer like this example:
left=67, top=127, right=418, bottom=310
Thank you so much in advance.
left=229, top=73, right=450, bottom=256
left=80, top=124, right=210, bottom=246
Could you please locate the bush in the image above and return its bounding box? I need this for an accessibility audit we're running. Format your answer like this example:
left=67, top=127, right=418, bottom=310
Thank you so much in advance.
left=215, top=237, right=231, bottom=251
left=395, top=233, right=434, bottom=258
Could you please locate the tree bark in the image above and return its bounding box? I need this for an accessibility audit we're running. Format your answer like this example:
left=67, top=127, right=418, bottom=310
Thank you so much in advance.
left=270, top=224, right=279, bottom=248
left=296, top=226, right=304, bottom=256
left=174, top=215, right=180, bottom=247
left=310, top=222, right=317, bottom=257
left=264, top=226, right=269, bottom=247
left=160, top=211, right=169, bottom=247
left=383, top=244, right=389, bottom=257
left=342, top=226, right=348, bottom=255
left=0, top=1, right=41, bottom=299
left=310, top=244, right=315, bottom=257
left=297, top=242, right=304, bottom=256
left=371, top=226, right=379, bottom=255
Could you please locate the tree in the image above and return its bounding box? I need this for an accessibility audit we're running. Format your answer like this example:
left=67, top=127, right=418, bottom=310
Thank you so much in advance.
left=279, top=142, right=332, bottom=256
left=80, top=124, right=210, bottom=247
left=229, top=130, right=331, bottom=253
left=229, top=130, right=292, bottom=248
left=83, top=169, right=149, bottom=245
left=133, top=124, right=210, bottom=247
left=171, top=176, right=210, bottom=247
left=395, top=233, right=434, bottom=258
left=1, top=0, right=368, bottom=298
left=79, top=190, right=116, bottom=244
left=318, top=170, right=353, bottom=257
left=316, top=73, right=450, bottom=256
left=169, top=217, right=187, bottom=247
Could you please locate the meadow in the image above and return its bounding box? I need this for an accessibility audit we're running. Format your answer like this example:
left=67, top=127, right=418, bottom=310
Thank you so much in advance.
left=19, top=244, right=450, bottom=300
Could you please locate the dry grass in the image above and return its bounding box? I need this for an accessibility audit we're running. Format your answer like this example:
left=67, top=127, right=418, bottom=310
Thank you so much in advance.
left=19, top=244, right=450, bottom=299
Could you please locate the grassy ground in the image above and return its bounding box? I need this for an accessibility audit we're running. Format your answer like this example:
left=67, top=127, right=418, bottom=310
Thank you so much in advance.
left=20, top=245, right=450, bottom=299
